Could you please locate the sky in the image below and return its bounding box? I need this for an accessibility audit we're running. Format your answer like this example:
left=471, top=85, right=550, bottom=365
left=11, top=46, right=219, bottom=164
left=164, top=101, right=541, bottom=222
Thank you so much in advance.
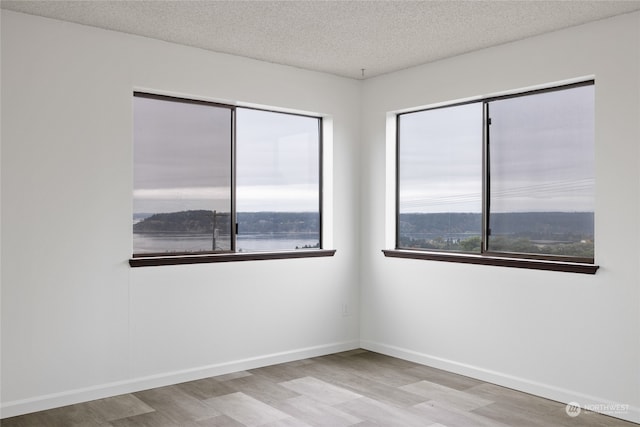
left=488, top=86, right=594, bottom=213
left=398, top=84, right=594, bottom=214
left=399, top=102, right=483, bottom=213
left=235, top=108, right=319, bottom=213
left=133, top=96, right=320, bottom=214
left=134, top=84, right=593, bottom=216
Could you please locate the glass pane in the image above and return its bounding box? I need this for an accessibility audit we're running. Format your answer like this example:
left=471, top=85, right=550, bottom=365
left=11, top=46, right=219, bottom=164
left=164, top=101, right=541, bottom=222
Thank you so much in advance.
left=398, top=103, right=483, bottom=252
left=236, top=109, right=320, bottom=252
left=488, top=85, right=594, bottom=258
left=133, top=95, right=232, bottom=254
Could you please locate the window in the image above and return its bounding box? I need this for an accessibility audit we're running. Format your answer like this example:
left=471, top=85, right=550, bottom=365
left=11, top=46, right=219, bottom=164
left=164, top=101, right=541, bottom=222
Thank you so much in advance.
left=391, top=81, right=597, bottom=272
left=132, top=93, right=330, bottom=265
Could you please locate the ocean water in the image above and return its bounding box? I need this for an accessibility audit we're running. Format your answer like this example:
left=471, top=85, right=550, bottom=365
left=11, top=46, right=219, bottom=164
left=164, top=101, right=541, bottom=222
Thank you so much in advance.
left=133, top=232, right=320, bottom=254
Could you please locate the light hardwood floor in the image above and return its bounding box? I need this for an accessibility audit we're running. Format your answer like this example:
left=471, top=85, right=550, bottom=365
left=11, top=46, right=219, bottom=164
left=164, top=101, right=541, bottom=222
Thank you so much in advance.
left=2, top=350, right=636, bottom=426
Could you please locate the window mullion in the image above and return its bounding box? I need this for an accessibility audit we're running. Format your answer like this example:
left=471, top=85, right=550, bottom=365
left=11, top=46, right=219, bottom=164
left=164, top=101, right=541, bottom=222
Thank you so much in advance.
left=482, top=102, right=490, bottom=254
left=318, top=117, right=324, bottom=249
left=231, top=107, right=237, bottom=252
left=395, top=114, right=401, bottom=250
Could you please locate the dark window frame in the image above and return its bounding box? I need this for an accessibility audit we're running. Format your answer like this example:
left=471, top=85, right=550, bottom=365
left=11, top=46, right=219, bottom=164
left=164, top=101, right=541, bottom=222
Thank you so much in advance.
left=130, top=92, right=332, bottom=267
left=387, top=81, right=599, bottom=274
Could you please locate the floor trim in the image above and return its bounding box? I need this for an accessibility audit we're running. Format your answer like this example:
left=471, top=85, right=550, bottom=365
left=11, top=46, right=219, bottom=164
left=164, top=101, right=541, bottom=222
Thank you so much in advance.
left=360, top=340, right=640, bottom=424
left=1, top=340, right=359, bottom=419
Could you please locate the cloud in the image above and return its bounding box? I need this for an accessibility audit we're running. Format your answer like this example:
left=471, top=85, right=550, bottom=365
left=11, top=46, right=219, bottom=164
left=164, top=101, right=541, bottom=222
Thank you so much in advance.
left=133, top=184, right=318, bottom=213
left=133, top=186, right=231, bottom=200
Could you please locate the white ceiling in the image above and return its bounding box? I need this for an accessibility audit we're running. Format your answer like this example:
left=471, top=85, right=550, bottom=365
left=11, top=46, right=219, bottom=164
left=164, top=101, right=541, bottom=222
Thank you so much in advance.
left=2, top=0, right=640, bottom=79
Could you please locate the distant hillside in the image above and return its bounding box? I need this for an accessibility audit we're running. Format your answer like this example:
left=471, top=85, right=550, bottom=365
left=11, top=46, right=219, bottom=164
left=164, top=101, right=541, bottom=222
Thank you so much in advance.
left=398, top=212, right=594, bottom=257
left=133, top=210, right=225, bottom=233
left=133, top=210, right=318, bottom=234
left=399, top=212, right=593, bottom=237
left=237, top=212, right=318, bottom=233
left=490, top=212, right=593, bottom=238
left=399, top=213, right=480, bottom=234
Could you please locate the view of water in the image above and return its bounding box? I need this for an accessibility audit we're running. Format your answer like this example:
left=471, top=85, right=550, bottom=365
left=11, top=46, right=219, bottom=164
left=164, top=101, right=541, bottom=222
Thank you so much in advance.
left=133, top=232, right=319, bottom=254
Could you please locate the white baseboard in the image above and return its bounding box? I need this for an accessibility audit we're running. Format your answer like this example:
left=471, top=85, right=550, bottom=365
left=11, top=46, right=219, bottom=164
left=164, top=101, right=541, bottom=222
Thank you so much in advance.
left=1, top=340, right=359, bottom=419
left=360, top=340, right=640, bottom=425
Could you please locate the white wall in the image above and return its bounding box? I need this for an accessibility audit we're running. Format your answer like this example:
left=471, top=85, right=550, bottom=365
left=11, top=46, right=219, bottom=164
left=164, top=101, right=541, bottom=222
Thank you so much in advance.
left=360, top=12, right=640, bottom=423
left=1, top=11, right=361, bottom=417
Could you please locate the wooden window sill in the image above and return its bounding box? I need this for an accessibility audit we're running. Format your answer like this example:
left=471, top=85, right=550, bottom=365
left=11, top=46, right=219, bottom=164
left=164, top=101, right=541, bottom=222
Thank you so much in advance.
left=382, top=249, right=598, bottom=274
left=130, top=249, right=336, bottom=267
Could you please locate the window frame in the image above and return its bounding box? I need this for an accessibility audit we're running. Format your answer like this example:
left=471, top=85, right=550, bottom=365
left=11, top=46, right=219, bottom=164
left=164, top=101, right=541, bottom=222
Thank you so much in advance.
left=130, top=92, right=334, bottom=267
left=387, top=81, right=599, bottom=274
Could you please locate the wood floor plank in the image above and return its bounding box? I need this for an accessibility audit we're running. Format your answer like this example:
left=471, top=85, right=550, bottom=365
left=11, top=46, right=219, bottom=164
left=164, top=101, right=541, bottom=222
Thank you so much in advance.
left=335, top=396, right=436, bottom=427
left=279, top=377, right=362, bottom=406
left=333, top=374, right=430, bottom=408
left=186, top=414, right=246, bottom=427
left=350, top=351, right=424, bottom=370
left=464, top=382, right=564, bottom=415
left=248, top=361, right=312, bottom=384
left=402, top=364, right=485, bottom=391
left=86, top=394, right=155, bottom=422
left=471, top=401, right=574, bottom=427
left=298, top=358, right=429, bottom=407
left=109, top=411, right=179, bottom=427
left=412, top=400, right=513, bottom=427
left=258, top=416, right=314, bottom=427
left=223, top=372, right=301, bottom=405
left=343, top=360, right=427, bottom=388
left=215, top=371, right=253, bottom=382
left=204, top=392, right=291, bottom=427
left=133, top=385, right=221, bottom=423
left=176, top=377, right=238, bottom=401
left=0, top=402, right=111, bottom=427
left=274, top=395, right=362, bottom=427
left=400, top=380, right=494, bottom=411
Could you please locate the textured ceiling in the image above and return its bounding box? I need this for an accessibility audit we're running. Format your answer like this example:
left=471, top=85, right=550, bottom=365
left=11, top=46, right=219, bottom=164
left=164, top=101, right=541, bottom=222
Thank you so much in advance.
left=2, top=0, right=640, bottom=79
